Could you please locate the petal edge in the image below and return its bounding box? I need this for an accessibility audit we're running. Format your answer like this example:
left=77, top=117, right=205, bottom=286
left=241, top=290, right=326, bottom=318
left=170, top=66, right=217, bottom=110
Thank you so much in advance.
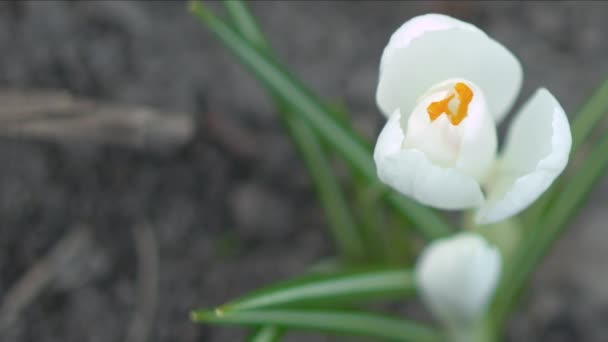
left=376, top=14, right=522, bottom=124
left=374, top=111, right=485, bottom=210
left=476, top=88, right=572, bottom=224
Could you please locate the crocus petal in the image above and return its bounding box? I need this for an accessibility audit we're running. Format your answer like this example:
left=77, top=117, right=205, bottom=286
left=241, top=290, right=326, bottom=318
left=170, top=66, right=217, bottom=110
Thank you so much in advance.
left=450, top=80, right=497, bottom=182
left=376, top=13, right=522, bottom=124
left=374, top=110, right=484, bottom=209
left=416, top=233, right=501, bottom=328
left=401, top=78, right=497, bottom=181
left=476, top=89, right=572, bottom=224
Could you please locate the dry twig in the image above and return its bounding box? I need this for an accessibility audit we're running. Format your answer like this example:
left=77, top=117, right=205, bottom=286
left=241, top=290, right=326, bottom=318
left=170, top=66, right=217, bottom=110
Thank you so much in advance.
left=0, top=226, right=93, bottom=331
left=0, top=89, right=195, bottom=153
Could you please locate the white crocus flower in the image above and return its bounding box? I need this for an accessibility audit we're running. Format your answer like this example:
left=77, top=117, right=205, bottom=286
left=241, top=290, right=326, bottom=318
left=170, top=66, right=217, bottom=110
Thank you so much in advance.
left=373, top=14, right=572, bottom=224
left=416, top=233, right=501, bottom=334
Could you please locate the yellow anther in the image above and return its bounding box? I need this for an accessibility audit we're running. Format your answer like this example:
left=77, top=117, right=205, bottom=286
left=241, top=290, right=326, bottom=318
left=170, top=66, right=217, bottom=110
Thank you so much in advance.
left=427, top=82, right=474, bottom=125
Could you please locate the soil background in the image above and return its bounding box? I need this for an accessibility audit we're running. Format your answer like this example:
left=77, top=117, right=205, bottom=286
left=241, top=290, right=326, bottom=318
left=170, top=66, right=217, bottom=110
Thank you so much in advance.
left=1, top=1, right=608, bottom=341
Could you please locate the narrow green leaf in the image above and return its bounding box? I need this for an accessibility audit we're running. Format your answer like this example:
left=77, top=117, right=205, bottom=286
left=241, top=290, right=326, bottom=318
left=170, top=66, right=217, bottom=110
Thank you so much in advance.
left=189, top=1, right=452, bottom=239
left=247, top=326, right=283, bottom=342
left=283, top=113, right=367, bottom=260
left=571, top=79, right=608, bottom=150
left=190, top=1, right=369, bottom=173
left=352, top=180, right=393, bottom=262
left=223, top=0, right=366, bottom=261
left=223, top=0, right=268, bottom=48
left=192, top=309, right=441, bottom=342
left=490, top=131, right=608, bottom=330
left=218, top=269, right=415, bottom=312
left=330, top=93, right=392, bottom=261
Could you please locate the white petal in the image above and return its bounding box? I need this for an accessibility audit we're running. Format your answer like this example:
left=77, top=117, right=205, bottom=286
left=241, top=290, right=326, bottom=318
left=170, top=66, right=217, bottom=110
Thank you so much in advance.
left=476, top=89, right=572, bottom=224
left=401, top=90, right=465, bottom=168
left=448, top=80, right=497, bottom=182
left=416, top=233, right=501, bottom=328
left=374, top=110, right=484, bottom=209
left=401, top=79, right=497, bottom=181
left=376, top=14, right=522, bottom=123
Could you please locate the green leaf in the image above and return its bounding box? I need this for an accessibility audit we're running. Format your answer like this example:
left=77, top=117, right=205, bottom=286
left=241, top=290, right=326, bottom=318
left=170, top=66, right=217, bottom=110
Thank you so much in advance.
left=217, top=268, right=416, bottom=312
left=247, top=326, right=283, bottom=342
left=352, top=179, right=395, bottom=262
left=490, top=131, right=608, bottom=330
left=222, top=0, right=366, bottom=261
left=282, top=106, right=368, bottom=261
left=571, top=78, right=608, bottom=150
left=223, top=0, right=268, bottom=48
left=189, top=0, right=452, bottom=239
left=192, top=309, right=441, bottom=342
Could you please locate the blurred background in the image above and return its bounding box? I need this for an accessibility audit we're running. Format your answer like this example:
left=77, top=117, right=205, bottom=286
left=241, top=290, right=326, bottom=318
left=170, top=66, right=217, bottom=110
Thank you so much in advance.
left=0, top=1, right=607, bottom=341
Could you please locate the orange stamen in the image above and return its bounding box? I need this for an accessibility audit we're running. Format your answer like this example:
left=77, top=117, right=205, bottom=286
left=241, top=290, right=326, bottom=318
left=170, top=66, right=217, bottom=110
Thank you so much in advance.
left=426, top=82, right=474, bottom=125
left=427, top=94, right=455, bottom=122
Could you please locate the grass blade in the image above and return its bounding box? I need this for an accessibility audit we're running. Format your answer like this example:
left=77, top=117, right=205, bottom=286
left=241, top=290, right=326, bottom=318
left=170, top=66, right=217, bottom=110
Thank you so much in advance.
left=192, top=309, right=441, bottom=342
left=222, top=0, right=366, bottom=260
left=284, top=114, right=367, bottom=260
left=223, top=0, right=268, bottom=47
left=223, top=0, right=386, bottom=260
left=189, top=1, right=452, bottom=239
left=571, top=79, right=608, bottom=150
left=214, top=268, right=415, bottom=312
left=247, top=326, right=283, bottom=342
